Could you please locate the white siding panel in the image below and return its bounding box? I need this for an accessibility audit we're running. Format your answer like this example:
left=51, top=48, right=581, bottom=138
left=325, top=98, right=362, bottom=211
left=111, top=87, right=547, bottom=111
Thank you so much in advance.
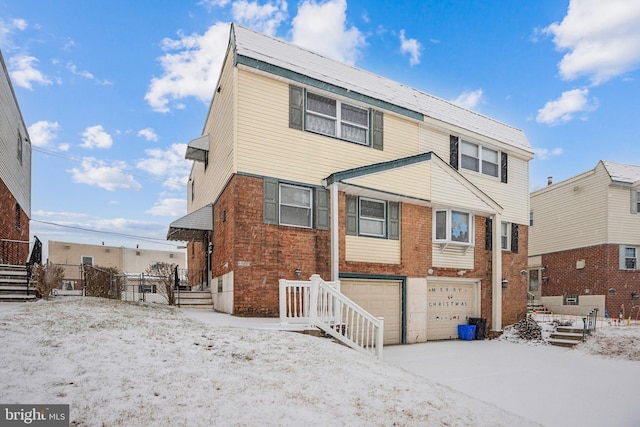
left=190, top=50, right=236, bottom=211
left=419, top=127, right=449, bottom=159
left=430, top=162, right=494, bottom=213
left=345, top=235, right=401, bottom=264
left=406, top=277, right=428, bottom=343
left=343, top=162, right=432, bottom=200
left=236, top=71, right=421, bottom=186
left=607, top=184, right=640, bottom=244
left=432, top=244, right=474, bottom=269
left=529, top=167, right=609, bottom=255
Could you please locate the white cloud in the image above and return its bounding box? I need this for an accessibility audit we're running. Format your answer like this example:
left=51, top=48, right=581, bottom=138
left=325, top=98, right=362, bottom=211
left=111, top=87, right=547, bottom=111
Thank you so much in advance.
left=451, top=89, right=484, bottom=110
left=138, top=128, right=159, bottom=142
left=8, top=55, right=52, bottom=90
left=80, top=125, right=113, bottom=149
left=232, top=0, right=287, bottom=36
left=69, top=158, right=142, bottom=191
left=27, top=120, right=60, bottom=147
left=291, top=0, right=366, bottom=65
left=145, top=23, right=230, bottom=113
left=399, top=29, right=421, bottom=66
left=136, top=143, right=190, bottom=190
left=534, top=147, right=564, bottom=160
left=145, top=198, right=186, bottom=217
left=536, top=88, right=597, bottom=125
left=543, top=0, right=640, bottom=85
left=0, top=17, right=27, bottom=48
left=58, top=143, right=70, bottom=151
left=198, top=0, right=231, bottom=9
left=12, top=19, right=27, bottom=31
left=66, top=62, right=112, bottom=85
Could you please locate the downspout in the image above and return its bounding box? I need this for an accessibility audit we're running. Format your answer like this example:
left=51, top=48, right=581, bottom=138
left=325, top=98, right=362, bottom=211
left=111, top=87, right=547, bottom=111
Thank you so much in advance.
left=491, top=213, right=503, bottom=331
left=330, top=182, right=339, bottom=282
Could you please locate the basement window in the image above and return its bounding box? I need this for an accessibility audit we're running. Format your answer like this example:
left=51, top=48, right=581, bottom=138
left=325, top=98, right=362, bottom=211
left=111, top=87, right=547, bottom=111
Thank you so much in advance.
left=563, top=295, right=579, bottom=306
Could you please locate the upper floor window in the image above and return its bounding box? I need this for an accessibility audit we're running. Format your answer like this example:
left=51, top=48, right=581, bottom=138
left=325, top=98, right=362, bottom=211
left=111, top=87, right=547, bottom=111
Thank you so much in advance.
left=529, top=210, right=534, bottom=226
left=434, top=209, right=473, bottom=244
left=279, top=184, right=313, bottom=228
left=632, top=189, right=640, bottom=214
left=15, top=203, right=21, bottom=230
left=306, top=92, right=369, bottom=145
left=460, top=140, right=499, bottom=178
left=621, top=245, right=638, bottom=270
left=289, top=85, right=383, bottom=150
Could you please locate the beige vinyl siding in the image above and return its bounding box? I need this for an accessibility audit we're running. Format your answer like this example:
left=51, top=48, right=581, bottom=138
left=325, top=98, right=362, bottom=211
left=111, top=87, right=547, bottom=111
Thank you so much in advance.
left=432, top=244, right=474, bottom=269
left=418, top=126, right=449, bottom=159
left=405, top=277, right=428, bottom=343
left=0, top=64, right=31, bottom=216
left=343, top=162, right=432, bottom=200
left=529, top=166, right=609, bottom=256
left=189, top=49, right=237, bottom=212
left=235, top=70, right=420, bottom=186
left=430, top=161, right=496, bottom=214
left=607, top=184, right=640, bottom=243
left=457, top=154, right=530, bottom=225
left=345, top=235, right=401, bottom=264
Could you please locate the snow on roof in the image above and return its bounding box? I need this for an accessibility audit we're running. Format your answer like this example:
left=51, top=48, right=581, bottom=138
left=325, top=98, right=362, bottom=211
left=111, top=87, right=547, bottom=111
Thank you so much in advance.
left=602, top=160, right=640, bottom=184
left=232, top=24, right=532, bottom=154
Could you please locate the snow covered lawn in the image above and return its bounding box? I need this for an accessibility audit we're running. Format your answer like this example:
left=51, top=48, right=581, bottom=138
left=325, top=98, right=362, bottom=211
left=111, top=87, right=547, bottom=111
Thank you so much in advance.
left=2, top=299, right=638, bottom=426
left=0, top=298, right=537, bottom=426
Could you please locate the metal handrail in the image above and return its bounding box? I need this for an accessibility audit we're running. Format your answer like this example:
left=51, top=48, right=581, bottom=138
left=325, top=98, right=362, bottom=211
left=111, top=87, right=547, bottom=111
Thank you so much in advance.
left=582, top=308, right=598, bottom=340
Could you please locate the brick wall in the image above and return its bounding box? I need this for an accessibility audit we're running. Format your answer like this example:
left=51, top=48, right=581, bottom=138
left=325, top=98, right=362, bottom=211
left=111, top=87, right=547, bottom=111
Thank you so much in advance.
left=542, top=244, right=640, bottom=318
left=0, top=178, right=30, bottom=264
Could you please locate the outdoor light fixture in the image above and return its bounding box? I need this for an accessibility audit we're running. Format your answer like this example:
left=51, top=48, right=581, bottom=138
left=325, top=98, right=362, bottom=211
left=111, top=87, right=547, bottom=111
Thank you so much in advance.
left=294, top=268, right=302, bottom=279
left=501, top=279, right=508, bottom=288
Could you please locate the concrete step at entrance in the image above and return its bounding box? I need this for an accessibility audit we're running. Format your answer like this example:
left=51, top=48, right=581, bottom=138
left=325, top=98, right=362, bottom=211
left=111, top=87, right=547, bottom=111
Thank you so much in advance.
left=177, top=291, right=213, bottom=310
left=0, top=265, right=36, bottom=302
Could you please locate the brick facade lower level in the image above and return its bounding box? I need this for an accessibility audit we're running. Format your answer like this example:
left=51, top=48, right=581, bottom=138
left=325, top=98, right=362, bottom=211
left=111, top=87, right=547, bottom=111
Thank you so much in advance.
left=191, top=174, right=528, bottom=331
left=541, top=244, right=640, bottom=318
left=0, top=178, right=30, bottom=264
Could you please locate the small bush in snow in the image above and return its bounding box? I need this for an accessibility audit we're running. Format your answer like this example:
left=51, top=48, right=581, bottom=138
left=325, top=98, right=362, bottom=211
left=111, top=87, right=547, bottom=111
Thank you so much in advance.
left=31, top=263, right=64, bottom=299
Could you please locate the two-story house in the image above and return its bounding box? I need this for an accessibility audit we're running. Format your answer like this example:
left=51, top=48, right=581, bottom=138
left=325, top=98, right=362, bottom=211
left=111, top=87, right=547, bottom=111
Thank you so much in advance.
left=529, top=161, right=640, bottom=319
left=0, top=49, right=32, bottom=266
left=167, top=24, right=534, bottom=343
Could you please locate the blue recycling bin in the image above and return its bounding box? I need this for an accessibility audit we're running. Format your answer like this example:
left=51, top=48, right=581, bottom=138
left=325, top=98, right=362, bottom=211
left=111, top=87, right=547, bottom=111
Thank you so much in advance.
left=458, top=324, right=476, bottom=341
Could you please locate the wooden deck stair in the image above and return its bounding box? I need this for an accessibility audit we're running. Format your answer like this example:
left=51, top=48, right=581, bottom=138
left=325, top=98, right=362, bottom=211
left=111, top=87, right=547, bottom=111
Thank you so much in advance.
left=0, top=264, right=36, bottom=302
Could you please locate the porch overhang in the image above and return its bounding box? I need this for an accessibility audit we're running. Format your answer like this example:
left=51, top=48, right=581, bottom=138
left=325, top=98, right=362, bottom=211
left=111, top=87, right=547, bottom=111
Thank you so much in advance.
left=185, top=134, right=209, bottom=163
left=166, top=204, right=213, bottom=242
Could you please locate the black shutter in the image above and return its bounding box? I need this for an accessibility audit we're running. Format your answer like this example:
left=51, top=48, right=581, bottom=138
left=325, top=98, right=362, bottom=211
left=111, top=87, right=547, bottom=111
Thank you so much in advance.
left=501, top=152, right=508, bottom=183
left=263, top=179, right=279, bottom=224
left=371, top=110, right=384, bottom=150
left=485, top=217, right=493, bottom=250
left=511, top=223, right=519, bottom=253
left=315, top=187, right=329, bottom=230
left=450, top=135, right=459, bottom=169
left=388, top=202, right=399, bottom=240
left=346, top=196, right=358, bottom=235
left=289, top=86, right=304, bottom=130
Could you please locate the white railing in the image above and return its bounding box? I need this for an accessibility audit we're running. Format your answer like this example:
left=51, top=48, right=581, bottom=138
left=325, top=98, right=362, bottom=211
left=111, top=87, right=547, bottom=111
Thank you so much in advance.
left=279, top=274, right=384, bottom=359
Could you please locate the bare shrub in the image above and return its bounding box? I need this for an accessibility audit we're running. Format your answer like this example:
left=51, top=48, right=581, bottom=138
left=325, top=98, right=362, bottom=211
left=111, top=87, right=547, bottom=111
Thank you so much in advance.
left=84, top=266, right=121, bottom=299
left=31, top=263, right=64, bottom=299
left=145, top=262, right=176, bottom=306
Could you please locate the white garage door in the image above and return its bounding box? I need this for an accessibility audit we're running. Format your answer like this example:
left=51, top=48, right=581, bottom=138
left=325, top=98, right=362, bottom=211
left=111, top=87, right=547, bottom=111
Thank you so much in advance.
left=340, top=279, right=402, bottom=345
left=427, top=282, right=477, bottom=340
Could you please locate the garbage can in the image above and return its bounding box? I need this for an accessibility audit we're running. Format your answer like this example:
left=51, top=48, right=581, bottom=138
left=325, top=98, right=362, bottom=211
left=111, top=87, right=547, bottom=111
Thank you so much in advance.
left=469, top=317, right=487, bottom=340
left=457, top=324, right=476, bottom=341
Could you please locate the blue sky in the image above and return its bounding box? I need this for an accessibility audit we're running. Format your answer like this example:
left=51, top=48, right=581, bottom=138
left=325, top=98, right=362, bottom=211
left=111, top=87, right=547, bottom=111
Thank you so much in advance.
left=2, top=0, right=640, bottom=256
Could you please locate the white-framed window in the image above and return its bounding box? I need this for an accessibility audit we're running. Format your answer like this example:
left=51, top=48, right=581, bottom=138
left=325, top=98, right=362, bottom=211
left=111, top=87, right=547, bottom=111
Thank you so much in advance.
left=621, top=246, right=638, bottom=270
left=460, top=140, right=499, bottom=178
left=359, top=198, right=386, bottom=237
left=434, top=209, right=473, bottom=244
left=279, top=184, right=313, bottom=228
left=305, top=91, right=369, bottom=145
left=501, top=222, right=510, bottom=250
left=633, top=189, right=640, bottom=214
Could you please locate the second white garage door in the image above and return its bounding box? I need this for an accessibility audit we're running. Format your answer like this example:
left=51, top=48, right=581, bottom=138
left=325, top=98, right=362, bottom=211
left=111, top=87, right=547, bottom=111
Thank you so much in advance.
left=426, top=282, right=478, bottom=340
left=340, top=279, right=402, bottom=345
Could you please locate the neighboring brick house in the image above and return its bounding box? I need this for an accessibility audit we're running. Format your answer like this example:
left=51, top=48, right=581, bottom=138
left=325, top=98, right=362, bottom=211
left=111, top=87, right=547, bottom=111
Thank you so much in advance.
left=0, top=49, right=32, bottom=265
left=529, top=161, right=640, bottom=319
left=168, top=24, right=534, bottom=343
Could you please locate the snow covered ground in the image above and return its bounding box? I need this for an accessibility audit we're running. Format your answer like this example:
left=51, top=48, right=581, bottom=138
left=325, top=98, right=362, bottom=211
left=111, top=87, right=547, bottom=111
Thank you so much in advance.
left=0, top=298, right=638, bottom=426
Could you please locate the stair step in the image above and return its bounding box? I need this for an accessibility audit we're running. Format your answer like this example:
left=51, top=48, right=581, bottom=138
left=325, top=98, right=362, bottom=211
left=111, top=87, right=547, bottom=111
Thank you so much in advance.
left=0, top=294, right=36, bottom=301
left=550, top=332, right=583, bottom=341
left=548, top=338, right=581, bottom=348
left=0, top=278, right=29, bottom=285
left=0, top=269, right=28, bottom=276
left=556, top=326, right=583, bottom=333
left=0, top=285, right=33, bottom=292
